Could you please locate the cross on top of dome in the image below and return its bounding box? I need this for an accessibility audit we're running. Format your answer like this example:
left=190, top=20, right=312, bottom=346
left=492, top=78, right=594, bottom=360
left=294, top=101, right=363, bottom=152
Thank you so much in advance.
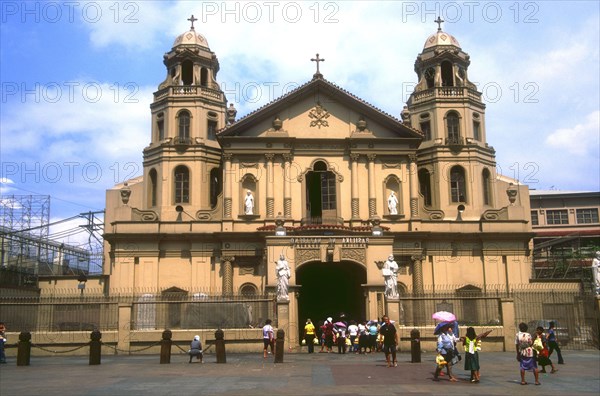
left=188, top=14, right=198, bottom=30
left=435, top=16, right=444, bottom=31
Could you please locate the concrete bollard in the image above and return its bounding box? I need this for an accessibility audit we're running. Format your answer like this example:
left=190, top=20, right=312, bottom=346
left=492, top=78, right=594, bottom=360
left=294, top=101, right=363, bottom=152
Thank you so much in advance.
left=410, top=328, right=421, bottom=363
left=89, top=330, right=102, bottom=365
left=274, top=329, right=285, bottom=363
left=17, top=331, right=32, bottom=366
left=215, top=329, right=226, bottom=363
left=160, top=329, right=172, bottom=364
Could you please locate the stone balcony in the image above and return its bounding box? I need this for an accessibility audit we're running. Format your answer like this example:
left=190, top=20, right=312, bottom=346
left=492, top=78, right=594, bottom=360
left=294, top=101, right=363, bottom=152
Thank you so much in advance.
left=153, top=85, right=224, bottom=102
left=409, top=86, right=482, bottom=105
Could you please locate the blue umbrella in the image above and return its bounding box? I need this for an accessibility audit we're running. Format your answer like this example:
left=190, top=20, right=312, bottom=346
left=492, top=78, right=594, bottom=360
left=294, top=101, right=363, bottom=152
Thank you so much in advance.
left=434, top=321, right=456, bottom=335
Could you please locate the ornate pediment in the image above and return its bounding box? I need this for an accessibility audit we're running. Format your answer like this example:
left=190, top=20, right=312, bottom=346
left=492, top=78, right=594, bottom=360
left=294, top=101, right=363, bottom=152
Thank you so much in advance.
left=217, top=77, right=423, bottom=143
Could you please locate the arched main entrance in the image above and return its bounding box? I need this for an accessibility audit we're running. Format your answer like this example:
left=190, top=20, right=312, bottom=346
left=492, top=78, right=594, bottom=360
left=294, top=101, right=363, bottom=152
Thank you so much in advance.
left=296, top=261, right=367, bottom=328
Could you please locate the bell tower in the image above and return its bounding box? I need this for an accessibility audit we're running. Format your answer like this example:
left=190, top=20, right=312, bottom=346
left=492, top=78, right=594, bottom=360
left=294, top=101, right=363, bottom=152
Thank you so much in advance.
left=142, top=16, right=229, bottom=219
left=407, top=18, right=498, bottom=218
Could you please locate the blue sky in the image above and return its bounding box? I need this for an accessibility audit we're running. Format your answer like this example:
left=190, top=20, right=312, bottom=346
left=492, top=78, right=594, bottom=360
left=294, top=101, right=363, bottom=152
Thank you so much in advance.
left=1, top=1, right=599, bottom=244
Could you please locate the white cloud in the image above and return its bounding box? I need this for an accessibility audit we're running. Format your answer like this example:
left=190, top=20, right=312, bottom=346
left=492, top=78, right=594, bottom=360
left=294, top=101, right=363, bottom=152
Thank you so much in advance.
left=545, top=111, right=600, bottom=156
left=2, top=81, right=153, bottom=167
left=0, top=178, right=15, bottom=195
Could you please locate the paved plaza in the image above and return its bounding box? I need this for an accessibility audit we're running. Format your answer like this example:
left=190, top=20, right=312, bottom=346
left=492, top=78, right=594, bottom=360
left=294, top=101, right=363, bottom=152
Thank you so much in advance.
left=1, top=350, right=599, bottom=396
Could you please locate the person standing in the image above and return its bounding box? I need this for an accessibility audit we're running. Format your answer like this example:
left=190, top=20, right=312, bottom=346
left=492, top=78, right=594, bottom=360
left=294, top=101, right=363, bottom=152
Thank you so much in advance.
left=0, top=322, right=6, bottom=364
left=378, top=316, right=398, bottom=367
left=535, top=327, right=557, bottom=374
left=323, top=317, right=335, bottom=353
left=516, top=322, right=540, bottom=386
left=462, top=327, right=481, bottom=383
left=434, top=324, right=458, bottom=382
left=546, top=321, right=564, bottom=365
left=262, top=319, right=275, bottom=358
left=336, top=326, right=347, bottom=354
left=304, top=319, right=316, bottom=354
left=358, top=321, right=368, bottom=354
left=347, top=320, right=359, bottom=353
left=368, top=320, right=379, bottom=353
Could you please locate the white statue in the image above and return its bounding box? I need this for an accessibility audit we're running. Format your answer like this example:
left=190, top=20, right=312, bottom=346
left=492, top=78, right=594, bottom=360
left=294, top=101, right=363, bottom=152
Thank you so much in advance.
left=388, top=191, right=399, bottom=215
left=244, top=190, right=254, bottom=215
left=592, top=251, right=600, bottom=295
left=382, top=254, right=399, bottom=298
left=276, top=253, right=291, bottom=300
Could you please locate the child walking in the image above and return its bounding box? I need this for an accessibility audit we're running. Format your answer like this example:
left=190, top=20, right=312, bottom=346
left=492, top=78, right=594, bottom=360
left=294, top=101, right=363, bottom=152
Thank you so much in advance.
left=462, top=327, right=481, bottom=383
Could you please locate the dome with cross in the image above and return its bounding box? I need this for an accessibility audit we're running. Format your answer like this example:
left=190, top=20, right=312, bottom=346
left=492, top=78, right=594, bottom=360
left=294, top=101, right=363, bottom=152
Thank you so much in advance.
left=172, top=15, right=210, bottom=49
left=423, top=17, right=461, bottom=50
left=423, top=30, right=461, bottom=49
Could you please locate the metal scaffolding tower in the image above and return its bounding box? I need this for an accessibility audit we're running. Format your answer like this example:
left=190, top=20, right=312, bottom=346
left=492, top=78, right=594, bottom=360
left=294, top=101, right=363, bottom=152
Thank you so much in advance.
left=0, top=195, right=104, bottom=287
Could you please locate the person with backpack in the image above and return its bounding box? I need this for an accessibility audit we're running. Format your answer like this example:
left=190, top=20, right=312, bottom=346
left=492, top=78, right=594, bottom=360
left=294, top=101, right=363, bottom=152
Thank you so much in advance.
left=516, top=322, right=540, bottom=386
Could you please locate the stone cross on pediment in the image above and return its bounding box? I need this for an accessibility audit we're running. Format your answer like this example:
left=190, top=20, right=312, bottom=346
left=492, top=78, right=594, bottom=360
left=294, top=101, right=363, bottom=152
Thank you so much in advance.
left=311, top=53, right=325, bottom=79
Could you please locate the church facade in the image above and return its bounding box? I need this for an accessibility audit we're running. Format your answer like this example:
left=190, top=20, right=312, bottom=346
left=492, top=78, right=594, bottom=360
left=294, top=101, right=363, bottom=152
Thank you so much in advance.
left=103, top=20, right=533, bottom=333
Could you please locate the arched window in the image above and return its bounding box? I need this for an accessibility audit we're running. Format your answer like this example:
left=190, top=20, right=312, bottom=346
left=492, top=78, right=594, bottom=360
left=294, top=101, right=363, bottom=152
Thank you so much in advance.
left=450, top=166, right=466, bottom=203
left=482, top=168, right=492, bottom=205
left=156, top=112, right=164, bottom=141
left=384, top=175, right=401, bottom=215
left=178, top=110, right=190, bottom=140
left=446, top=112, right=460, bottom=140
left=149, top=169, right=158, bottom=207
left=418, top=169, right=432, bottom=206
left=181, top=60, right=193, bottom=85
left=305, top=160, right=338, bottom=223
left=441, top=61, right=454, bottom=86
left=174, top=165, right=190, bottom=203
left=241, top=174, right=258, bottom=215
left=200, top=67, right=208, bottom=86
left=240, top=283, right=258, bottom=296
left=424, top=67, right=435, bottom=89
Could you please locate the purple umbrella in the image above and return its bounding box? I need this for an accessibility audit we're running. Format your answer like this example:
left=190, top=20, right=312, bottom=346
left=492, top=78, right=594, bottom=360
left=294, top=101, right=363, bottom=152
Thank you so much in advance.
left=432, top=311, right=456, bottom=322
left=334, top=321, right=347, bottom=328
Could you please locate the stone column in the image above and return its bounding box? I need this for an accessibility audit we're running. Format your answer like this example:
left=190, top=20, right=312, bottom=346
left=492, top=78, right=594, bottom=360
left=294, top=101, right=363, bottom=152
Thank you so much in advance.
left=350, top=153, right=360, bottom=219
left=408, top=155, right=419, bottom=218
left=282, top=153, right=292, bottom=218
left=411, top=254, right=425, bottom=325
left=411, top=254, right=424, bottom=294
left=367, top=154, right=377, bottom=217
left=221, top=256, right=235, bottom=296
left=117, top=303, right=132, bottom=353
left=265, top=154, right=275, bottom=218
left=223, top=153, right=233, bottom=218
left=500, top=299, right=516, bottom=352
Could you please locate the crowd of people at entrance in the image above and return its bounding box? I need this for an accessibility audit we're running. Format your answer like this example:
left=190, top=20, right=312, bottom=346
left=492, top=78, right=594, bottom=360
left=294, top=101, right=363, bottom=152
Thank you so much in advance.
left=295, top=314, right=566, bottom=386
left=302, top=315, right=393, bottom=356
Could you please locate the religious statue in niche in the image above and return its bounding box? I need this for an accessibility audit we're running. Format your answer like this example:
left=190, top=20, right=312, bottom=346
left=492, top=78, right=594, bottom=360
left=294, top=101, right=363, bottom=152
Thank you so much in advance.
left=276, top=253, right=291, bottom=301
left=382, top=254, right=399, bottom=299
left=388, top=191, right=399, bottom=215
left=244, top=190, right=254, bottom=215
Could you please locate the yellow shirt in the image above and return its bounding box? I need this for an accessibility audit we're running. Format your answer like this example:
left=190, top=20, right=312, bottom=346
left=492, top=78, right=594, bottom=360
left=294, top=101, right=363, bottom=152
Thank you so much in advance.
left=304, top=323, right=315, bottom=335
